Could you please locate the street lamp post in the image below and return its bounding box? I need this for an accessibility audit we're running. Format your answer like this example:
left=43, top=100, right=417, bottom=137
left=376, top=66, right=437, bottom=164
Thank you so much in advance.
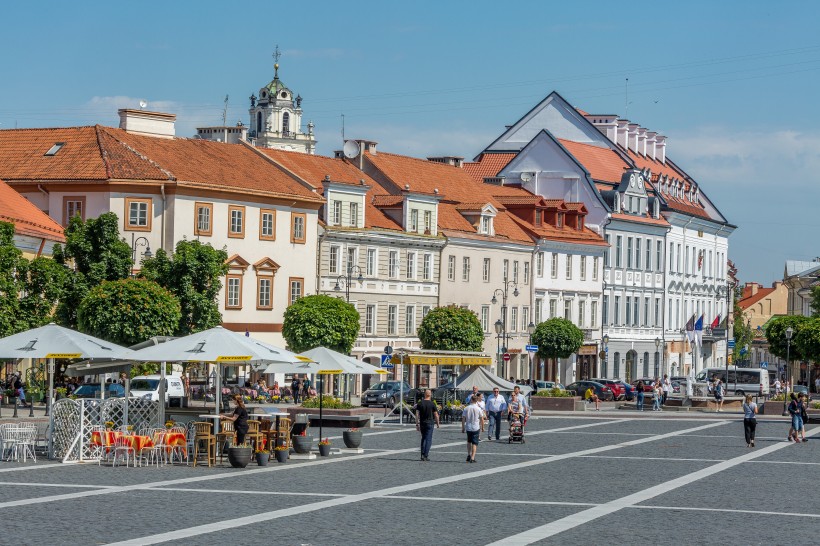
left=527, top=321, right=536, bottom=380
left=333, top=262, right=364, bottom=303
left=494, top=319, right=504, bottom=377
left=782, top=326, right=794, bottom=416
left=603, top=334, right=609, bottom=378
left=131, top=234, right=152, bottom=266
left=491, top=279, right=519, bottom=378
left=655, top=337, right=661, bottom=378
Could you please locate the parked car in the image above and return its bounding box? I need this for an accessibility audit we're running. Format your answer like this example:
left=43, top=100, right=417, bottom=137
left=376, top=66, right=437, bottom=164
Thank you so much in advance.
left=130, top=374, right=186, bottom=405
left=590, top=378, right=627, bottom=400
left=361, top=381, right=413, bottom=408
left=565, top=381, right=614, bottom=401
left=535, top=381, right=566, bottom=391
left=72, top=383, right=125, bottom=399
left=613, top=381, right=635, bottom=401
left=630, top=378, right=657, bottom=394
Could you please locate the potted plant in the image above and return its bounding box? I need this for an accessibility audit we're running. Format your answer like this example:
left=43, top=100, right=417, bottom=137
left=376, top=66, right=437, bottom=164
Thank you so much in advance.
left=4, top=389, right=16, bottom=405
left=55, top=387, right=67, bottom=400
left=292, top=432, right=313, bottom=454
left=273, top=445, right=289, bottom=463
left=342, top=427, right=363, bottom=448
left=254, top=448, right=270, bottom=466
left=227, top=442, right=253, bottom=468
left=104, top=420, right=115, bottom=430
left=164, top=420, right=176, bottom=429
left=272, top=395, right=281, bottom=404
left=318, top=438, right=331, bottom=457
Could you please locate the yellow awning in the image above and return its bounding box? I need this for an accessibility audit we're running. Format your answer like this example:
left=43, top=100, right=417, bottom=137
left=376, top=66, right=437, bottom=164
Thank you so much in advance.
left=390, top=355, right=493, bottom=366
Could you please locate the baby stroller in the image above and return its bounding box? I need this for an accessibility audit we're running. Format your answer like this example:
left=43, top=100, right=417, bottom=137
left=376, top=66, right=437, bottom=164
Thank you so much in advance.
left=508, top=412, right=526, bottom=443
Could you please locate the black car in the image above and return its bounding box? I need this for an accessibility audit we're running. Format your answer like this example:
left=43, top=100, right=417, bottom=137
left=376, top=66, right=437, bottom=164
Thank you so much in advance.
left=361, top=381, right=412, bottom=408
left=565, top=381, right=614, bottom=401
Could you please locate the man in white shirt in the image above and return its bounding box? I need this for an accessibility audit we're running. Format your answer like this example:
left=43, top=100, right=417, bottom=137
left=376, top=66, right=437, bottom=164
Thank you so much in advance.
left=461, top=395, right=484, bottom=463
left=662, top=374, right=671, bottom=405
left=464, top=385, right=479, bottom=405
left=508, top=385, right=529, bottom=422
left=485, top=388, right=508, bottom=441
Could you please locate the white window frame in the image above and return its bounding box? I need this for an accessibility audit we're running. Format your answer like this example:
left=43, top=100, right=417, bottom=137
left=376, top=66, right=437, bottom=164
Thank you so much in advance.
left=447, top=255, right=455, bottom=281
left=462, top=257, right=470, bottom=281
left=388, top=305, right=397, bottom=335
left=389, top=250, right=399, bottom=279
left=406, top=251, right=416, bottom=280
left=483, top=258, right=490, bottom=282
left=405, top=305, right=415, bottom=335
left=365, top=305, right=375, bottom=334
left=332, top=200, right=342, bottom=225
left=366, top=248, right=377, bottom=277
left=329, top=246, right=340, bottom=275
left=423, top=253, right=432, bottom=281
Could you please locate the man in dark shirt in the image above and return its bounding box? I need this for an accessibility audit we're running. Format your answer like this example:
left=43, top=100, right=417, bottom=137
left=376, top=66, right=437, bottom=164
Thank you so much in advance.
left=415, top=389, right=440, bottom=461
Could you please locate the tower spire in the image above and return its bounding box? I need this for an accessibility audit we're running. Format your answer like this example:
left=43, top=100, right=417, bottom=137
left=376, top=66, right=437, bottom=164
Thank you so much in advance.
left=272, top=45, right=281, bottom=78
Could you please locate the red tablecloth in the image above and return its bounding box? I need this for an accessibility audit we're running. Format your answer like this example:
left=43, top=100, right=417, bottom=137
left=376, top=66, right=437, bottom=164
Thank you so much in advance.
left=90, top=431, right=153, bottom=451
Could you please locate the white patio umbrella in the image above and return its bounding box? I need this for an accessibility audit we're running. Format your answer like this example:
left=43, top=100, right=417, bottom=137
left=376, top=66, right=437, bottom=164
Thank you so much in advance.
left=0, top=323, right=137, bottom=458
left=295, top=347, right=387, bottom=441
left=132, top=326, right=311, bottom=429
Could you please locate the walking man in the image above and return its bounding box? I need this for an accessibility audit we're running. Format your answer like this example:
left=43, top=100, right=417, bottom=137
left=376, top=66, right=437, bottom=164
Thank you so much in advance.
left=464, top=385, right=479, bottom=404
left=462, top=395, right=484, bottom=463
left=662, top=374, right=671, bottom=405
left=485, top=387, right=507, bottom=440
left=509, top=385, right=530, bottom=421
left=415, top=389, right=439, bottom=461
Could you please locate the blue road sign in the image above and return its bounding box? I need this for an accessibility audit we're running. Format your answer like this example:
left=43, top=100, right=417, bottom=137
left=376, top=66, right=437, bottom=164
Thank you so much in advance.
left=759, top=362, right=768, bottom=369
left=525, top=344, right=539, bottom=352
left=727, top=339, right=736, bottom=349
left=380, top=354, right=394, bottom=369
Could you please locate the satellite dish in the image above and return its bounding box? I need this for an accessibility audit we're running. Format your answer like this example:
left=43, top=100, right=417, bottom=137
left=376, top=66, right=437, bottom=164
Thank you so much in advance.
left=342, top=140, right=359, bottom=159
left=520, top=172, right=533, bottom=183
left=139, top=100, right=148, bottom=109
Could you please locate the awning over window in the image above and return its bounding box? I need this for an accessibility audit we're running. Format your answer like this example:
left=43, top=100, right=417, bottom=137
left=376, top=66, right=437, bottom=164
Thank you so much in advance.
left=390, top=354, right=493, bottom=366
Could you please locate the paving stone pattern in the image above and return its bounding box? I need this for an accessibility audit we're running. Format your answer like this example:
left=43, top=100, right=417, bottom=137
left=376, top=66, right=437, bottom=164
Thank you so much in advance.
left=1, top=415, right=817, bottom=545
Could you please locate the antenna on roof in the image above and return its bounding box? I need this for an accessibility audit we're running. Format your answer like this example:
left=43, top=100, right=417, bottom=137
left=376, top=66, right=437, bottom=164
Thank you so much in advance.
left=341, top=114, right=345, bottom=141
left=222, top=95, right=229, bottom=126
left=139, top=100, right=147, bottom=110
left=624, top=78, right=628, bottom=118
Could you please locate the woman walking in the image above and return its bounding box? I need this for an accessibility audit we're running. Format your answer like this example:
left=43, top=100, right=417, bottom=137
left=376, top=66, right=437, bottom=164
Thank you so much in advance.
left=786, top=393, right=804, bottom=442
left=742, top=394, right=758, bottom=447
left=635, top=380, right=645, bottom=411
left=652, top=381, right=662, bottom=411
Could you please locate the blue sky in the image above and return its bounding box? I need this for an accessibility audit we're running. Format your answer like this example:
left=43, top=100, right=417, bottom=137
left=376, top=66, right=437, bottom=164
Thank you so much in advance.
left=2, top=0, right=819, bottom=285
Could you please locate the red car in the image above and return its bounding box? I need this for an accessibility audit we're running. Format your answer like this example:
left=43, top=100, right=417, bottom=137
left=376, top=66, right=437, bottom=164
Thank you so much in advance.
left=590, top=378, right=627, bottom=401
left=630, top=378, right=657, bottom=394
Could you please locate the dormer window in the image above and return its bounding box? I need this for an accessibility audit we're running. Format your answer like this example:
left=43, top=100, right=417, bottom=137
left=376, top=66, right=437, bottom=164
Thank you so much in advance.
left=557, top=213, right=563, bottom=228
left=410, top=209, right=419, bottom=232
left=423, top=211, right=432, bottom=234
left=480, top=216, right=492, bottom=235
left=45, top=142, right=65, bottom=156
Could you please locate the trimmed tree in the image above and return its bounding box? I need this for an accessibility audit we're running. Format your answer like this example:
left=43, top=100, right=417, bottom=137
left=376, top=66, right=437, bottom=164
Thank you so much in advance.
left=532, top=318, right=584, bottom=360
left=764, top=315, right=811, bottom=361
left=417, top=305, right=484, bottom=352
left=795, top=319, right=820, bottom=364
left=139, top=239, right=229, bottom=335
left=77, top=278, right=181, bottom=346
left=282, top=294, right=360, bottom=354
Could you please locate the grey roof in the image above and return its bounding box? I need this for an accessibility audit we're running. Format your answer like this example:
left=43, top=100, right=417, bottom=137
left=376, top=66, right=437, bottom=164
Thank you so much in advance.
left=785, top=260, right=820, bottom=277
left=438, top=366, right=532, bottom=395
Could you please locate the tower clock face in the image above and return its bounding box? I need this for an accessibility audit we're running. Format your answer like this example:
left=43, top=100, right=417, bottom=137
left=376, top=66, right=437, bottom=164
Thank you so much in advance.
left=280, top=91, right=288, bottom=99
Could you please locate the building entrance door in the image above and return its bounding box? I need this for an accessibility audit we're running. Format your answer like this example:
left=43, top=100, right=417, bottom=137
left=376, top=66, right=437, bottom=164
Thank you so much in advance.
left=625, top=350, right=638, bottom=382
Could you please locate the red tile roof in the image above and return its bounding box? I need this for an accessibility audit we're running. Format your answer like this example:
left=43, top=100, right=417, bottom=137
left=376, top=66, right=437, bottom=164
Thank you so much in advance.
left=0, top=126, right=323, bottom=203
left=371, top=195, right=403, bottom=207
left=507, top=215, right=607, bottom=247
left=610, top=212, right=670, bottom=227
left=557, top=139, right=630, bottom=183
left=737, top=287, right=776, bottom=310
left=463, top=153, right=516, bottom=183
left=0, top=179, right=64, bottom=242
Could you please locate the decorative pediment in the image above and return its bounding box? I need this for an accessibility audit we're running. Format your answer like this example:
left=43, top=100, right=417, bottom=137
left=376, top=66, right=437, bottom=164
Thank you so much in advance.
left=253, top=257, right=281, bottom=274
left=225, top=254, right=250, bottom=271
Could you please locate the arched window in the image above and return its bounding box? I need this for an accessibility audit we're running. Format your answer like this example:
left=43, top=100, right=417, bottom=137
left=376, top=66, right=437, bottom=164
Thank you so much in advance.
left=654, top=351, right=660, bottom=378
left=643, top=351, right=650, bottom=377
left=282, top=112, right=290, bottom=136
left=256, top=112, right=262, bottom=133
left=613, top=352, right=620, bottom=379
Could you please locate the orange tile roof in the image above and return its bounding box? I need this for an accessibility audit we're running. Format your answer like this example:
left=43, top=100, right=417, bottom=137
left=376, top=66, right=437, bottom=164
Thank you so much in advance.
left=737, top=287, right=775, bottom=310
left=507, top=214, right=607, bottom=247
left=0, top=179, right=64, bottom=242
left=0, top=126, right=322, bottom=203
left=371, top=195, right=403, bottom=207
left=463, top=153, right=516, bottom=183
left=492, top=194, right=543, bottom=205
left=557, top=139, right=630, bottom=183
left=564, top=202, right=586, bottom=212
left=610, top=212, right=670, bottom=227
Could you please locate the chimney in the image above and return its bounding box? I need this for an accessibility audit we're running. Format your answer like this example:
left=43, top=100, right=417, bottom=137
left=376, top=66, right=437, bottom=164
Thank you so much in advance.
left=655, top=135, right=667, bottom=164
left=118, top=109, right=176, bottom=139
left=636, top=127, right=647, bottom=156
left=645, top=131, right=657, bottom=161
left=427, top=156, right=464, bottom=168
left=616, top=119, right=630, bottom=149
left=584, top=114, right=618, bottom=143
left=627, top=123, right=639, bottom=153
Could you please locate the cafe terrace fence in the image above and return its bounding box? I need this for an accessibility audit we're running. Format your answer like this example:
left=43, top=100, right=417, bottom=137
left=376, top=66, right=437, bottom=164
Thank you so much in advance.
left=52, top=398, right=159, bottom=462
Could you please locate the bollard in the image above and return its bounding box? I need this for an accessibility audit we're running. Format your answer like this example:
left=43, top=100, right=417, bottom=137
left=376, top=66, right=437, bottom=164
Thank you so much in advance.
left=29, top=399, right=35, bottom=417
left=13, top=400, right=19, bottom=418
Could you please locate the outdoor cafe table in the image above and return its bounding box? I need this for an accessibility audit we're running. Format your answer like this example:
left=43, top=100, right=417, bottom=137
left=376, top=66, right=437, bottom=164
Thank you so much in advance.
left=90, top=431, right=154, bottom=451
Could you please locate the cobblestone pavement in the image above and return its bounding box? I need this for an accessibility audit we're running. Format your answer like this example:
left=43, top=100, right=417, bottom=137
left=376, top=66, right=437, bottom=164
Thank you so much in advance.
left=1, top=415, right=817, bottom=545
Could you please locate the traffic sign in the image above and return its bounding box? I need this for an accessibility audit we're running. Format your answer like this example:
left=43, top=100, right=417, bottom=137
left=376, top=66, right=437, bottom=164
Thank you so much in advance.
left=503, top=353, right=511, bottom=362
left=759, top=362, right=768, bottom=369
left=380, top=354, right=394, bottom=369
left=727, top=339, right=736, bottom=349
left=525, top=344, right=538, bottom=352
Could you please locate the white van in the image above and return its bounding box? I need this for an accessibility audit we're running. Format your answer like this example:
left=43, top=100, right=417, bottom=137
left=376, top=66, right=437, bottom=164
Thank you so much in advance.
left=130, top=374, right=186, bottom=406
left=694, top=367, right=770, bottom=397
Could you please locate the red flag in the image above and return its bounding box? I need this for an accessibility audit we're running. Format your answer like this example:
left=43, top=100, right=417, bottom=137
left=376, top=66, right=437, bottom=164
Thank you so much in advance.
left=711, top=314, right=720, bottom=329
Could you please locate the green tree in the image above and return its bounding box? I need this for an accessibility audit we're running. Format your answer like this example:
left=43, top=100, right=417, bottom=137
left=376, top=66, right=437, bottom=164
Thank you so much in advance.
left=809, top=285, right=820, bottom=318
left=417, top=305, right=484, bottom=352
left=795, top=319, right=820, bottom=364
left=282, top=294, right=360, bottom=354
left=732, top=298, right=754, bottom=363
left=53, top=213, right=132, bottom=328
left=77, top=278, right=181, bottom=346
left=532, top=318, right=584, bottom=359
left=764, top=315, right=811, bottom=361
left=140, top=239, right=229, bottom=335
left=0, top=221, right=68, bottom=336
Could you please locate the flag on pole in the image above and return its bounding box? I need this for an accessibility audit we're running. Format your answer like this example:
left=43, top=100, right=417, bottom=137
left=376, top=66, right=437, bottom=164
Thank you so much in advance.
left=694, top=314, right=704, bottom=347
left=711, top=314, right=721, bottom=329
left=685, top=314, right=696, bottom=347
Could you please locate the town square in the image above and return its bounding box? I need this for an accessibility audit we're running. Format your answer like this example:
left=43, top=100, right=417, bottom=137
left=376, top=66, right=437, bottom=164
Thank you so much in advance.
left=1, top=2, right=819, bottom=545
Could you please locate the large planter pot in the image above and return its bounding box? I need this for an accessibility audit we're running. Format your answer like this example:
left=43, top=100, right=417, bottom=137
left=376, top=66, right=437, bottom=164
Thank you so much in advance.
left=227, top=447, right=252, bottom=468
left=342, top=430, right=363, bottom=449
left=292, top=435, right=313, bottom=454
left=530, top=396, right=581, bottom=412
left=255, top=452, right=269, bottom=466
left=274, top=449, right=288, bottom=463
left=318, top=444, right=331, bottom=457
